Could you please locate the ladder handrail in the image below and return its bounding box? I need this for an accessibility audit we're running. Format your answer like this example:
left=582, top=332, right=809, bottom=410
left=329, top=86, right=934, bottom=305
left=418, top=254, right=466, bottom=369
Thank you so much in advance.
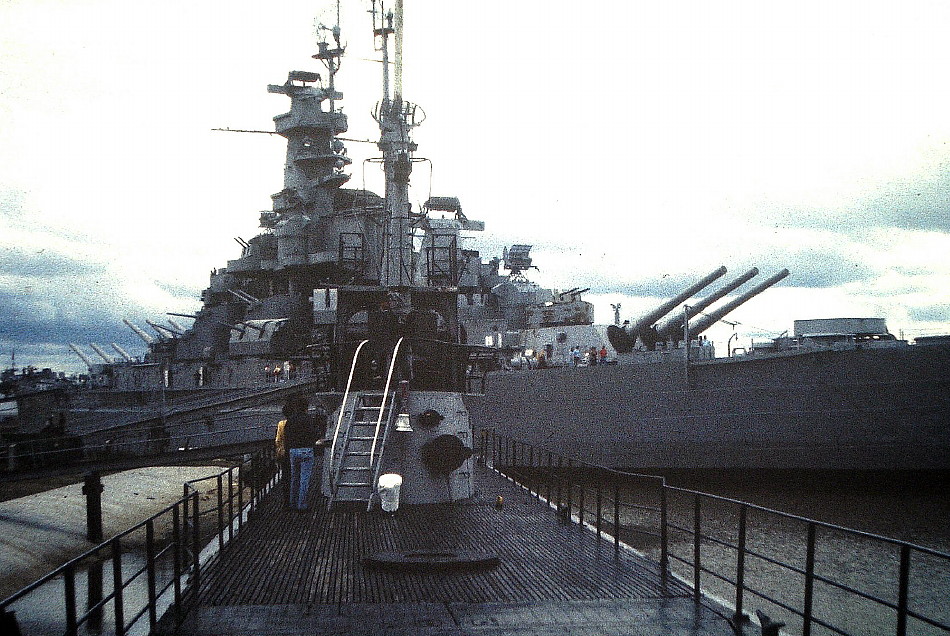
left=328, top=339, right=371, bottom=472
left=369, top=336, right=405, bottom=465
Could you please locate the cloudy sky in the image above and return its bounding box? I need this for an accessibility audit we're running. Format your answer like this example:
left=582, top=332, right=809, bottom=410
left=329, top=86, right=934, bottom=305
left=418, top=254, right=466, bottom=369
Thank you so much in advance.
left=2, top=0, right=949, bottom=375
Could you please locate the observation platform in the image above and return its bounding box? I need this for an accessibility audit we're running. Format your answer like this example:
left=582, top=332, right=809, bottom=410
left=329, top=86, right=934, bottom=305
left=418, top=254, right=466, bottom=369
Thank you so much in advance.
left=160, top=463, right=736, bottom=635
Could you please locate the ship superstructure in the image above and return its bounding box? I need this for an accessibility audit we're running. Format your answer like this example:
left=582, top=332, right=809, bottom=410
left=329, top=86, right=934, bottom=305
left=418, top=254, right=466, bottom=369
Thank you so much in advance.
left=58, top=2, right=949, bottom=477
left=72, top=1, right=491, bottom=399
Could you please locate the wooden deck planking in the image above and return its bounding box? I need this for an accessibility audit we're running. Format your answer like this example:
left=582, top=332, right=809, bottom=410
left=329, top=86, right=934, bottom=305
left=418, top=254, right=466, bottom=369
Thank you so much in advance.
left=159, top=463, right=738, bottom=635
left=195, top=464, right=696, bottom=607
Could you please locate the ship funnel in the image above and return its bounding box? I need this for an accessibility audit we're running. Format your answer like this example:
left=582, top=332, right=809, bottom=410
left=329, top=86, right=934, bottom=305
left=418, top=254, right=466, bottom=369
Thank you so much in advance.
left=68, top=343, right=96, bottom=369
left=123, top=319, right=155, bottom=345
left=655, top=268, right=759, bottom=340
left=89, top=343, right=115, bottom=364
left=111, top=343, right=135, bottom=362
left=688, top=269, right=790, bottom=337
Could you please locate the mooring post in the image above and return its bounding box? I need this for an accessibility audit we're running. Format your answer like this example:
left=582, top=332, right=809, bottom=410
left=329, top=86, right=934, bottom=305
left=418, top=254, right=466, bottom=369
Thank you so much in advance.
left=82, top=471, right=104, bottom=543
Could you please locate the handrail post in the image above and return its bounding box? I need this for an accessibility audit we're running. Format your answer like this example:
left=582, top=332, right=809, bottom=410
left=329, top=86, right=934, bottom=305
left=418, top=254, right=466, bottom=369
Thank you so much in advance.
left=250, top=453, right=258, bottom=507
left=146, top=519, right=157, bottom=630
left=693, top=494, right=701, bottom=601
left=227, top=467, right=234, bottom=542
left=191, top=490, right=201, bottom=595
left=803, top=522, right=816, bottom=636
left=896, top=544, right=911, bottom=636
left=613, top=473, right=621, bottom=552
left=578, top=480, right=585, bottom=526
left=88, top=558, right=104, bottom=632
left=735, top=504, right=748, bottom=623
left=64, top=563, right=77, bottom=636
left=112, top=538, right=125, bottom=635
left=534, top=446, right=539, bottom=501
left=172, top=503, right=182, bottom=625
left=596, top=474, right=603, bottom=538
left=182, top=483, right=191, bottom=565
left=565, top=458, right=573, bottom=515
left=237, top=462, right=244, bottom=530
left=546, top=451, right=553, bottom=502
left=660, top=482, right=669, bottom=577
left=217, top=474, right=224, bottom=552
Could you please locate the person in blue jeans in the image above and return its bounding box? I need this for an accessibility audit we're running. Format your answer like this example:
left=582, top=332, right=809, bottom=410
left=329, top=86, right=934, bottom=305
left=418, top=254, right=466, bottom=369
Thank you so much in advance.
left=281, top=395, right=322, bottom=511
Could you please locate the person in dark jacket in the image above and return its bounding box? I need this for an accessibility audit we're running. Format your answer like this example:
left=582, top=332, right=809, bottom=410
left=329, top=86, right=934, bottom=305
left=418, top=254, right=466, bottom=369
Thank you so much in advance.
left=281, top=395, right=320, bottom=511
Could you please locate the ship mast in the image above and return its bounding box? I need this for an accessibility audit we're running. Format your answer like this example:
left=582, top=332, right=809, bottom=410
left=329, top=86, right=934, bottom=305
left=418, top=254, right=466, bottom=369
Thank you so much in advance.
left=372, top=0, right=422, bottom=288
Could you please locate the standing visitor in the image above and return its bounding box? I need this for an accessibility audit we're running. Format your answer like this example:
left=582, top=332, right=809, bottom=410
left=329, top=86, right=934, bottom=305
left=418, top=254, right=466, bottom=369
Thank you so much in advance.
left=281, top=395, right=320, bottom=511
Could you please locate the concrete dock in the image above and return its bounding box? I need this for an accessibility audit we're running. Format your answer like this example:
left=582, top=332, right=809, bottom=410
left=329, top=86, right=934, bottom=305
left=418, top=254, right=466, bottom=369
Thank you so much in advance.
left=0, top=465, right=220, bottom=599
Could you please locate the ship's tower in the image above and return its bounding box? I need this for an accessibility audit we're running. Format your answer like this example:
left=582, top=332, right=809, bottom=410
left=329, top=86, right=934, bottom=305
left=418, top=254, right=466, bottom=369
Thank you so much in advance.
left=267, top=19, right=351, bottom=278
left=372, top=0, right=423, bottom=287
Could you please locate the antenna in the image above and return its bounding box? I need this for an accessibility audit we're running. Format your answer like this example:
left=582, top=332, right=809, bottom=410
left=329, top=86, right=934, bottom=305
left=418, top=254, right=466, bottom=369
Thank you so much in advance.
left=371, top=0, right=395, bottom=100
left=394, top=0, right=404, bottom=104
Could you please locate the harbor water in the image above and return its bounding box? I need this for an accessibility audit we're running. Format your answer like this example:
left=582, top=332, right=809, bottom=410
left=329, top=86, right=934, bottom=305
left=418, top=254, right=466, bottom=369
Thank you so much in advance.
left=622, top=469, right=950, bottom=636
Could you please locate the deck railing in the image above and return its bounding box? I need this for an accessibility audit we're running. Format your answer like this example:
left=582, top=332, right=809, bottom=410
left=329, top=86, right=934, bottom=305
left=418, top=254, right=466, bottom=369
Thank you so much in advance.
left=481, top=430, right=950, bottom=636
left=0, top=444, right=278, bottom=635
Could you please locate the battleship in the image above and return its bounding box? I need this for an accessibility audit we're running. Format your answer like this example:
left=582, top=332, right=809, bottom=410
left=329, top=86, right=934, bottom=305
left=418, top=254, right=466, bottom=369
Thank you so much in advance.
left=42, top=0, right=950, bottom=476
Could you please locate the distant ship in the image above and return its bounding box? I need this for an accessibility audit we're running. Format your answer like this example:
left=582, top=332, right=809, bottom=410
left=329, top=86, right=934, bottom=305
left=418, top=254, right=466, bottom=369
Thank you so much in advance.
left=52, top=1, right=949, bottom=475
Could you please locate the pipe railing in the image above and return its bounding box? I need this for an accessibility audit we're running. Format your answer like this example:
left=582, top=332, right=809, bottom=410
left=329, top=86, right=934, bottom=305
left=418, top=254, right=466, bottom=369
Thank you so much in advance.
left=480, top=430, right=950, bottom=636
left=3, top=421, right=280, bottom=473
left=0, top=444, right=279, bottom=635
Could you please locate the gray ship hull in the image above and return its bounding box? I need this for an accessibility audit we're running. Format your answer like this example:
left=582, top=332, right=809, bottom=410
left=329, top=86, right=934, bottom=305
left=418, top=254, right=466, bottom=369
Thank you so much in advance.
left=464, top=343, right=950, bottom=470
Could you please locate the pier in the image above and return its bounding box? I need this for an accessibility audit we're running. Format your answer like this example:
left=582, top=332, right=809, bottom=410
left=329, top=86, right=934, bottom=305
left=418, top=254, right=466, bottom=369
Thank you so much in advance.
left=158, top=460, right=735, bottom=635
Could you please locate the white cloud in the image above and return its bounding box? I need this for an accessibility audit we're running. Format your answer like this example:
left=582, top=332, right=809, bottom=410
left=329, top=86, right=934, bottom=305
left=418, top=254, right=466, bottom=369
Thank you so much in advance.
left=2, top=0, right=949, bottom=372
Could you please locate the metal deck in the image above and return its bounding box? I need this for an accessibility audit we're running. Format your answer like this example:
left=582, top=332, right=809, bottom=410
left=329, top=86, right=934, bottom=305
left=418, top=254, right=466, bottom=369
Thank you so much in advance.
left=161, top=464, right=736, bottom=635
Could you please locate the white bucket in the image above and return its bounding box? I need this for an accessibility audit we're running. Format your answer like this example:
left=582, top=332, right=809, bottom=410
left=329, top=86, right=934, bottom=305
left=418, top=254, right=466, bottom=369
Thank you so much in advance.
left=377, top=473, right=403, bottom=512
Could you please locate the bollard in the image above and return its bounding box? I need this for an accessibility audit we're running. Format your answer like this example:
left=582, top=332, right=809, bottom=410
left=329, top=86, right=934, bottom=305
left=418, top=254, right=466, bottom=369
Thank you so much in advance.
left=756, top=610, right=785, bottom=636
left=1, top=608, right=23, bottom=635
left=82, top=471, right=104, bottom=543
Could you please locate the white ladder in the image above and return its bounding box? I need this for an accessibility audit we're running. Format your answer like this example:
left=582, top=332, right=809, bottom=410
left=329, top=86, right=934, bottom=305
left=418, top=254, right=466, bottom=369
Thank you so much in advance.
left=327, top=337, right=404, bottom=510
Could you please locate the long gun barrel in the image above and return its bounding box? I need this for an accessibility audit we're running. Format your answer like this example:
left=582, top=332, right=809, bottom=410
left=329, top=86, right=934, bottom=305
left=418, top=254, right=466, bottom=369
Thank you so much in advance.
left=89, top=343, right=114, bottom=364
left=111, top=343, right=135, bottom=362
left=655, top=268, right=759, bottom=339
left=688, top=269, right=790, bottom=336
left=629, top=266, right=727, bottom=337
left=68, top=343, right=96, bottom=369
left=146, top=319, right=182, bottom=337
left=124, top=319, right=155, bottom=344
